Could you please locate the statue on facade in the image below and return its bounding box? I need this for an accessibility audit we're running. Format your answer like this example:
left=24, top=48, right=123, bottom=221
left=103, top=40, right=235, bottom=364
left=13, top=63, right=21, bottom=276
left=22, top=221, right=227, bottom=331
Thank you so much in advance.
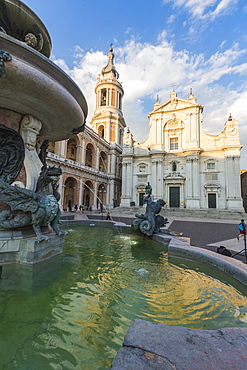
left=132, top=195, right=168, bottom=236
left=145, top=182, right=152, bottom=196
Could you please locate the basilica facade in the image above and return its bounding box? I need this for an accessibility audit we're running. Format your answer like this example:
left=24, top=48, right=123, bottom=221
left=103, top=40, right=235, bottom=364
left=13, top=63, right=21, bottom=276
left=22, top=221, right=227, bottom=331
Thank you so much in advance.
left=120, top=90, right=243, bottom=210
left=46, top=47, right=126, bottom=211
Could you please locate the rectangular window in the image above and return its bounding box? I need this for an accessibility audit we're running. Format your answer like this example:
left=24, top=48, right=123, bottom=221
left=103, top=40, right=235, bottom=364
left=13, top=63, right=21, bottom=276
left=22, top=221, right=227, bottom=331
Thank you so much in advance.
left=139, top=165, right=146, bottom=172
left=207, top=163, right=215, bottom=170
left=170, top=137, right=178, bottom=150
left=205, top=173, right=218, bottom=181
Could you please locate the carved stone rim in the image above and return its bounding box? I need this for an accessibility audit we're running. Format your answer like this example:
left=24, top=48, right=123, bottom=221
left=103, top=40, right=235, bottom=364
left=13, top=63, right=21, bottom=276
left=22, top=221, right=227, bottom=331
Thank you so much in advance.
left=0, top=0, right=52, bottom=57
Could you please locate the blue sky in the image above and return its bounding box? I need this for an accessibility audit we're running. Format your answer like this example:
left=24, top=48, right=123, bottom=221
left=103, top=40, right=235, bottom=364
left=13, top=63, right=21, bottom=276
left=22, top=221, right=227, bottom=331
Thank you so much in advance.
left=24, top=0, right=247, bottom=167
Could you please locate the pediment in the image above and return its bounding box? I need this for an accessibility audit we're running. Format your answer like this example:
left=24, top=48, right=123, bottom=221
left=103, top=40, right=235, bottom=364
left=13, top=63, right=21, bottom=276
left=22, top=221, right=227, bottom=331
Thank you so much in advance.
left=150, top=97, right=201, bottom=116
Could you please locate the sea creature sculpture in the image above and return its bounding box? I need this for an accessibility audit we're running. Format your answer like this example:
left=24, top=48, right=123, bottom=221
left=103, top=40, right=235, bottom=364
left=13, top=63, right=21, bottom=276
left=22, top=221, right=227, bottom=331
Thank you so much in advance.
left=132, top=196, right=168, bottom=236
left=0, top=165, right=67, bottom=242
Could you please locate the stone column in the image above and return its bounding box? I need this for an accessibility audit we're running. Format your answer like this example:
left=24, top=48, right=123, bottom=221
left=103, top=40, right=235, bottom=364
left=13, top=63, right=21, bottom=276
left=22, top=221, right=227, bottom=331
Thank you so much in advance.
left=106, top=115, right=111, bottom=142
left=111, top=153, right=116, bottom=174
left=96, top=146, right=100, bottom=171
left=151, top=160, right=157, bottom=199
left=185, top=157, right=194, bottom=208
left=157, top=159, right=163, bottom=198
left=93, top=181, right=98, bottom=210
left=121, top=162, right=127, bottom=197
left=126, top=161, right=133, bottom=200
left=186, top=158, right=192, bottom=198
left=58, top=175, right=63, bottom=209
left=181, top=182, right=185, bottom=205
left=79, top=178, right=83, bottom=206
left=108, top=180, right=115, bottom=208
left=60, top=140, right=66, bottom=157
left=81, top=138, right=85, bottom=165
left=120, top=161, right=132, bottom=206
left=192, top=158, right=199, bottom=197
left=192, top=158, right=200, bottom=207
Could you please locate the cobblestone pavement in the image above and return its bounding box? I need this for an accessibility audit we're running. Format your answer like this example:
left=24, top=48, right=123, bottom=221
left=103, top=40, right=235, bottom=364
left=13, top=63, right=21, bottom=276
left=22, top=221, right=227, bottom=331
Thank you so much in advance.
left=168, top=220, right=237, bottom=246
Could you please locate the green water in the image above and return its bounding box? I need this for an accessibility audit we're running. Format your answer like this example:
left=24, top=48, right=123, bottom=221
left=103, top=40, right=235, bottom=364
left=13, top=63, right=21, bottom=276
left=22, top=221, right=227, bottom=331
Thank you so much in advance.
left=1, top=225, right=247, bottom=369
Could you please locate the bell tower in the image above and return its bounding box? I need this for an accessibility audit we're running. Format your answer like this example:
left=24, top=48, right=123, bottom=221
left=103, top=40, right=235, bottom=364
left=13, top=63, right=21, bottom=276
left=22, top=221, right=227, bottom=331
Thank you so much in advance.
left=91, top=46, right=126, bottom=145
left=90, top=46, right=126, bottom=209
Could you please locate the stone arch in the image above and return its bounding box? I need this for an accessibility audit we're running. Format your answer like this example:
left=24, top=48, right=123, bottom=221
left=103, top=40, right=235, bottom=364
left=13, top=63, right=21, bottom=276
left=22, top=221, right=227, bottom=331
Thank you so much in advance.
left=66, top=137, right=79, bottom=161
left=97, top=183, right=107, bottom=210
left=63, top=176, right=78, bottom=211
left=83, top=180, right=94, bottom=208
left=85, top=143, right=96, bottom=168
left=99, top=151, right=107, bottom=172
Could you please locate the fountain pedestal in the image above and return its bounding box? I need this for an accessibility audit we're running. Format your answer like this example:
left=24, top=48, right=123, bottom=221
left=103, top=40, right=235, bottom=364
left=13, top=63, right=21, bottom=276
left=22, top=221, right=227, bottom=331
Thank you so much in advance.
left=0, top=0, right=87, bottom=264
left=0, top=227, right=64, bottom=264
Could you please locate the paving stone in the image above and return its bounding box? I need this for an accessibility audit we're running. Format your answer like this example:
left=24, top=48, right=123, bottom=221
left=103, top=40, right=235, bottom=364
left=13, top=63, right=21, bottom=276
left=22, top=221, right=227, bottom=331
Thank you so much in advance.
left=111, top=347, right=174, bottom=369
left=111, top=319, right=247, bottom=370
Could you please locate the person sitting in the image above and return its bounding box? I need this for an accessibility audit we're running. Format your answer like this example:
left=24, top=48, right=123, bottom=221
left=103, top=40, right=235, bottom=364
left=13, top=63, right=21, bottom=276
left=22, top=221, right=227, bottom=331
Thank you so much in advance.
left=106, top=213, right=111, bottom=220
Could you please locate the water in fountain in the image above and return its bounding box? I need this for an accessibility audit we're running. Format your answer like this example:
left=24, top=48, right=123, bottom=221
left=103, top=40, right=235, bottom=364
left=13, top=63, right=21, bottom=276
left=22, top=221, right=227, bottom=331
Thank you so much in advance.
left=1, top=224, right=247, bottom=369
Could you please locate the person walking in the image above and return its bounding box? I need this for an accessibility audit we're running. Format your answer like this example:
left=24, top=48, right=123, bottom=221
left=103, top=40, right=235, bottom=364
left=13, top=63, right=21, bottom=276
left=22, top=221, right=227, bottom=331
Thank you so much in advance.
left=237, top=219, right=246, bottom=240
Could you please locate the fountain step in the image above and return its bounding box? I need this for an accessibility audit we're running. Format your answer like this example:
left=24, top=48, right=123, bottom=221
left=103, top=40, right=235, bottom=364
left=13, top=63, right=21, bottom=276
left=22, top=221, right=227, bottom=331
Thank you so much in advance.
left=111, top=319, right=247, bottom=370
left=111, top=206, right=245, bottom=221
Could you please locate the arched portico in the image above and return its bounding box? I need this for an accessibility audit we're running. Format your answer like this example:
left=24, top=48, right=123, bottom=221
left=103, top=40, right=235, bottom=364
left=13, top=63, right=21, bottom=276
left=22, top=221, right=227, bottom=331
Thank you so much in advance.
left=99, top=151, right=107, bottom=172
left=63, top=177, right=79, bottom=211
left=97, top=183, right=107, bottom=210
left=85, top=143, right=95, bottom=168
left=83, top=180, right=94, bottom=208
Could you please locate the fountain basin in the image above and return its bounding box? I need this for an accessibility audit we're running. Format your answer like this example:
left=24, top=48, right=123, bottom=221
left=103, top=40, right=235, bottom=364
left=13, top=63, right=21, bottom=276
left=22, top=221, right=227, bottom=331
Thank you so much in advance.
left=1, top=222, right=247, bottom=369
left=0, top=0, right=52, bottom=57
left=0, top=33, right=88, bottom=141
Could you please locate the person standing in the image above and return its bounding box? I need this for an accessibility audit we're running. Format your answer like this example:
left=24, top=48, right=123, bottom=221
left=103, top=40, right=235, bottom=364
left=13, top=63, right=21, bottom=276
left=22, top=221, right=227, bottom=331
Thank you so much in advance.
left=237, top=219, right=246, bottom=240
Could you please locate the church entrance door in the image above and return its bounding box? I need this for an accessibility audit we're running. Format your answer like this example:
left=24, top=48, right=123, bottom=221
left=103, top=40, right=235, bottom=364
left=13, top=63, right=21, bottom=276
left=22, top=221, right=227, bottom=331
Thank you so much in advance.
left=208, top=193, right=216, bottom=208
left=139, top=193, right=145, bottom=206
left=169, top=187, right=180, bottom=207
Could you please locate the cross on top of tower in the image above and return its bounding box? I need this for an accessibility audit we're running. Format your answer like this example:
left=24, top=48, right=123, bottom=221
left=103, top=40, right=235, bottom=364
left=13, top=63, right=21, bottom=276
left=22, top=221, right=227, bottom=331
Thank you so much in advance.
left=170, top=83, right=177, bottom=92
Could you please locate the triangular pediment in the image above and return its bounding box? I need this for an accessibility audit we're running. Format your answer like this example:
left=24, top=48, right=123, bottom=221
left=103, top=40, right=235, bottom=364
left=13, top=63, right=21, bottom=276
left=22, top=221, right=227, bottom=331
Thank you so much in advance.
left=149, top=97, right=201, bottom=117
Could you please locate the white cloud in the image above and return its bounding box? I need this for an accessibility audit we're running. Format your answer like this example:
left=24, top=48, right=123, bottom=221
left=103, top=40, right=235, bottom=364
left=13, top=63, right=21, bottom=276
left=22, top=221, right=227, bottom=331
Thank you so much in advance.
left=53, top=33, right=247, bottom=167
left=163, top=0, right=239, bottom=20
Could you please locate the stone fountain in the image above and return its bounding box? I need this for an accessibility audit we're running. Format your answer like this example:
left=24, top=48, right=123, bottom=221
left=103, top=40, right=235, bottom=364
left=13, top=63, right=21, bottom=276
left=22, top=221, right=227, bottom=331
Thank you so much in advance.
left=0, top=0, right=87, bottom=264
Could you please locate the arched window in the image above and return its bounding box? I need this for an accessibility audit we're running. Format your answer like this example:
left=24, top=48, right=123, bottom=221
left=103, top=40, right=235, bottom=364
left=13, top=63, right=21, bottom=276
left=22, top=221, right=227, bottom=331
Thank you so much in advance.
left=97, top=183, right=107, bottom=209
left=84, top=181, right=93, bottom=207
left=63, top=177, right=77, bottom=211
left=99, top=151, right=107, bottom=172
left=101, top=89, right=107, bottom=106
left=66, top=139, right=77, bottom=161
left=98, top=125, right=105, bottom=139
left=85, top=143, right=95, bottom=168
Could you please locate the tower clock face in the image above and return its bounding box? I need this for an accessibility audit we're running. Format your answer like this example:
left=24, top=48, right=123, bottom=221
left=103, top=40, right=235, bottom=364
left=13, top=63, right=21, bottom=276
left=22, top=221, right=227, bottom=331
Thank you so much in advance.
left=228, top=124, right=237, bottom=135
